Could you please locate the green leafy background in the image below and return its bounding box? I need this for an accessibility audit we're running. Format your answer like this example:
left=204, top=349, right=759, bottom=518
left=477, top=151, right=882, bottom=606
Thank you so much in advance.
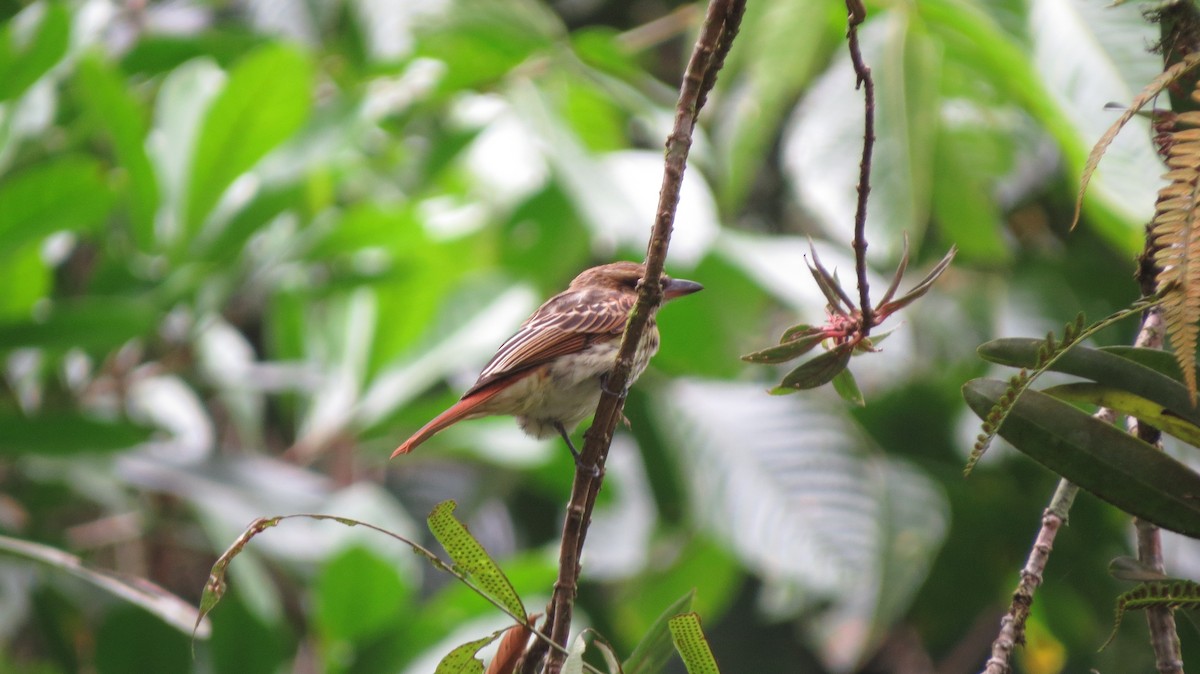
left=0, top=0, right=1187, bottom=672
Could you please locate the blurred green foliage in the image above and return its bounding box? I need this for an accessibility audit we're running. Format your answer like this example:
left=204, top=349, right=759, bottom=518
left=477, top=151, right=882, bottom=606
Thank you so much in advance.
left=0, top=0, right=1191, bottom=672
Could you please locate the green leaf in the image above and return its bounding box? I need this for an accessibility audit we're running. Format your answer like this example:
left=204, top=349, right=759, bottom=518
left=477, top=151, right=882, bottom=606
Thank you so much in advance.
left=183, top=44, right=312, bottom=240
left=770, top=343, right=853, bottom=394
left=0, top=2, right=69, bottom=102
left=0, top=157, right=113, bottom=257
left=433, top=633, right=499, bottom=674
left=426, top=501, right=525, bottom=620
left=1041, top=381, right=1200, bottom=448
left=741, top=329, right=825, bottom=364
left=416, top=2, right=558, bottom=96
left=714, top=0, right=838, bottom=212
left=668, top=613, right=721, bottom=674
left=96, top=606, right=191, bottom=674
left=874, top=11, right=941, bottom=245
left=315, top=546, right=409, bottom=642
left=978, top=339, right=1200, bottom=429
left=1099, top=346, right=1188, bottom=381
left=1043, top=382, right=1200, bottom=448
left=624, top=590, right=695, bottom=674
left=76, top=55, right=160, bottom=250
left=197, top=181, right=306, bottom=261
left=0, top=244, right=49, bottom=320
left=831, top=368, right=865, bottom=407
left=119, top=31, right=266, bottom=76
left=930, top=125, right=1009, bottom=262
left=0, top=534, right=207, bottom=638
left=0, top=413, right=155, bottom=456
left=962, top=378, right=1200, bottom=537
left=0, top=296, right=158, bottom=354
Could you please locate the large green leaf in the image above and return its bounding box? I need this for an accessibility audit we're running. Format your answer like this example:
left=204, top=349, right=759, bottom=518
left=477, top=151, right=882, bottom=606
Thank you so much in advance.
left=415, top=0, right=558, bottom=96
left=714, top=0, right=838, bottom=212
left=314, top=546, right=410, bottom=642
left=0, top=244, right=49, bottom=320
left=0, top=2, right=69, bottom=102
left=0, top=157, right=112, bottom=258
left=1043, top=383, right=1200, bottom=448
left=183, top=44, right=312, bottom=240
left=963, top=378, right=1200, bottom=537
left=0, top=413, right=154, bottom=456
left=0, top=296, right=159, bottom=354
left=76, top=55, right=160, bottom=250
left=978, top=338, right=1200, bottom=428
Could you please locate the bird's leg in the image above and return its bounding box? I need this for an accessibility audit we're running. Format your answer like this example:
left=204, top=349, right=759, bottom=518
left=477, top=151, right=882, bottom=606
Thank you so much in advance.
left=555, top=422, right=600, bottom=477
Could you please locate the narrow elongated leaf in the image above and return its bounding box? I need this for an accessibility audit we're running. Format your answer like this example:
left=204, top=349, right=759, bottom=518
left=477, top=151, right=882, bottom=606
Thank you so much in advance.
left=76, top=55, right=160, bottom=250
left=770, top=344, right=852, bottom=393
left=668, top=613, right=720, bottom=674
left=0, top=157, right=112, bottom=255
left=978, top=339, right=1200, bottom=427
left=0, top=297, right=158, bottom=354
left=1100, top=346, right=1186, bottom=380
left=741, top=330, right=825, bottom=364
left=0, top=535, right=207, bottom=637
left=876, top=246, right=956, bottom=315
left=624, top=590, right=694, bottom=674
left=183, top=44, right=312, bottom=239
left=831, top=368, right=865, bottom=407
left=1043, top=382, right=1200, bottom=447
left=963, top=378, right=1200, bottom=537
left=427, top=501, right=525, bottom=620
left=0, top=3, right=69, bottom=102
left=0, top=413, right=154, bottom=455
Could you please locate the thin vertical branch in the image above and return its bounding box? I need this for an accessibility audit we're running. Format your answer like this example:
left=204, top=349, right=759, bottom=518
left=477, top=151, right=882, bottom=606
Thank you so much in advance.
left=981, top=475, right=1083, bottom=674
left=845, top=0, right=876, bottom=331
left=520, top=2, right=746, bottom=672
left=1128, top=303, right=1184, bottom=674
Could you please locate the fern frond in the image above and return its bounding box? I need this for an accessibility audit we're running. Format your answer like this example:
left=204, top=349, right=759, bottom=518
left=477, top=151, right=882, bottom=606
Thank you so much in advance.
left=1152, top=105, right=1200, bottom=405
left=1073, top=51, right=1200, bottom=229
left=1102, top=580, right=1200, bottom=651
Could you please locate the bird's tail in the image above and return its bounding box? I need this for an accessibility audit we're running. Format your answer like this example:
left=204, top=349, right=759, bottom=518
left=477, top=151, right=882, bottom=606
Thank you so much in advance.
left=391, top=380, right=508, bottom=458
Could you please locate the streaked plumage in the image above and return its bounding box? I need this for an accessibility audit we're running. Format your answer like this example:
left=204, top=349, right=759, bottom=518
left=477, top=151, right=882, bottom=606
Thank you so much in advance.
left=392, top=261, right=702, bottom=458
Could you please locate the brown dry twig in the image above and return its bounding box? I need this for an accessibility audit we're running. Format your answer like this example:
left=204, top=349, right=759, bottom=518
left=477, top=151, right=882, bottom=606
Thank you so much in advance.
left=518, top=1, right=747, bottom=672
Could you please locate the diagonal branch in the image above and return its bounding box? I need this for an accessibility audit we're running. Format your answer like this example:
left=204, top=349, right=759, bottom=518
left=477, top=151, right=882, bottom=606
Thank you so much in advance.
left=521, top=2, right=746, bottom=673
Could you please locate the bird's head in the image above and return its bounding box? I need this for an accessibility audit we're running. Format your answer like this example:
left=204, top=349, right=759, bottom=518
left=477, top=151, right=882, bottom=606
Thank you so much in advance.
left=569, top=261, right=703, bottom=300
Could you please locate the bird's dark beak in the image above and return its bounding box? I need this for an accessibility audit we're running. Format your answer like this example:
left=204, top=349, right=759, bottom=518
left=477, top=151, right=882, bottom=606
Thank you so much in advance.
left=663, top=277, right=703, bottom=300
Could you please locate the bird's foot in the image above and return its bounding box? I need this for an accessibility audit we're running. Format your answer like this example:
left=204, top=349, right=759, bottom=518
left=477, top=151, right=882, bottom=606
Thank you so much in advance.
left=556, top=422, right=601, bottom=478
left=599, top=373, right=628, bottom=400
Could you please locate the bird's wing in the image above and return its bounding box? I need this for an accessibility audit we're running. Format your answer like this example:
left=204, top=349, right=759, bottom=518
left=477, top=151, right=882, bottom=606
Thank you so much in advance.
left=465, top=289, right=634, bottom=394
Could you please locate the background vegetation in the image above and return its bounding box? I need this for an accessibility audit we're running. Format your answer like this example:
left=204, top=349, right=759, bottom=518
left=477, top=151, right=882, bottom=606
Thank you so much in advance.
left=0, top=0, right=1189, bottom=672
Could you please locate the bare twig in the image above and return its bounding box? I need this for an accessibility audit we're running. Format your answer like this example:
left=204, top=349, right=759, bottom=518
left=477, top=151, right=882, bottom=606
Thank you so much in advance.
left=522, top=2, right=747, bottom=673
left=845, top=0, right=876, bottom=333
left=981, top=475, right=1083, bottom=674
left=1127, top=304, right=1184, bottom=674
left=980, top=305, right=1179, bottom=674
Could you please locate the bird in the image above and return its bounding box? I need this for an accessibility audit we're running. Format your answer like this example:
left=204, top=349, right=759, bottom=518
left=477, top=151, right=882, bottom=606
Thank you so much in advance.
left=391, top=261, right=702, bottom=462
